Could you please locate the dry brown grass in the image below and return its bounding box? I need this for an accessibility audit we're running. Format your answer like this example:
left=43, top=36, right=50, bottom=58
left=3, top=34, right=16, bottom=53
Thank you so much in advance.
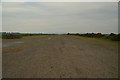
left=3, top=48, right=23, bottom=53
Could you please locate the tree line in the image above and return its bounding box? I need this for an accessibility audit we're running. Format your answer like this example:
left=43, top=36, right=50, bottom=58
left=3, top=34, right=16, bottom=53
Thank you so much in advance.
left=67, top=33, right=120, bottom=41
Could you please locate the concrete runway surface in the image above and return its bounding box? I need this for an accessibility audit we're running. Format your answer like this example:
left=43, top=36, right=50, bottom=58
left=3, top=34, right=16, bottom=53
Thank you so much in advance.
left=2, top=35, right=118, bottom=78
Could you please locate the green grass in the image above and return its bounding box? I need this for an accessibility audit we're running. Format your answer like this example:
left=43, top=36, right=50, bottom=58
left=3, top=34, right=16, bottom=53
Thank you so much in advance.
left=68, top=33, right=120, bottom=41
left=2, top=33, right=57, bottom=39
left=71, top=35, right=119, bottom=49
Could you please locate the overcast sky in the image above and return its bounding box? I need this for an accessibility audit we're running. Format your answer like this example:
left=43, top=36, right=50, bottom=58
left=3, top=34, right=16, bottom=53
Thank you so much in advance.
left=0, top=3, right=1, bottom=32
left=2, top=2, right=118, bottom=33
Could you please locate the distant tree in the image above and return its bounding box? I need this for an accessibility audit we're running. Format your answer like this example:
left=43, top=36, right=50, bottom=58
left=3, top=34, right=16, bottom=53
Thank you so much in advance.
left=110, top=33, right=116, bottom=36
left=67, top=33, right=70, bottom=35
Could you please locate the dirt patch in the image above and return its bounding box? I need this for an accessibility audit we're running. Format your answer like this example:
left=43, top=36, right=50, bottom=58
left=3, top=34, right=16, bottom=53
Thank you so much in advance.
left=3, top=48, right=23, bottom=53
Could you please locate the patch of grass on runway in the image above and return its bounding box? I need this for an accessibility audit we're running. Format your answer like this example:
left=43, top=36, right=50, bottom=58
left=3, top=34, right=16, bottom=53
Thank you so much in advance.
left=71, top=35, right=119, bottom=49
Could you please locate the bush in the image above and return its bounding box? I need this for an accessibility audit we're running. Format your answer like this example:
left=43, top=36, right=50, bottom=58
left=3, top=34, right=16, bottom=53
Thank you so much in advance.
left=108, top=33, right=120, bottom=41
left=2, top=34, right=22, bottom=39
left=78, top=33, right=120, bottom=41
left=79, top=33, right=104, bottom=38
left=94, top=33, right=104, bottom=38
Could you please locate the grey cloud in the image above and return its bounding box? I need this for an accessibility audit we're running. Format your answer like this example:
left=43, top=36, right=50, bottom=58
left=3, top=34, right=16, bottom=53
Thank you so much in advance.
left=2, top=2, right=118, bottom=33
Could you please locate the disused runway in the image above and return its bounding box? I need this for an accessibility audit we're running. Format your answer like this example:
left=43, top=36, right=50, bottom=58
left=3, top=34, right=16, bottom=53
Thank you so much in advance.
left=2, top=35, right=118, bottom=78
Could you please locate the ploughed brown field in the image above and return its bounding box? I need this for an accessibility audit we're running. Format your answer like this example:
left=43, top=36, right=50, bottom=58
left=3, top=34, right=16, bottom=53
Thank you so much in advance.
left=2, top=35, right=118, bottom=78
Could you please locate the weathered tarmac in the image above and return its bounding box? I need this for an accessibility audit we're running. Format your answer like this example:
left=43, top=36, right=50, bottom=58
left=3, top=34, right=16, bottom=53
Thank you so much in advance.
left=2, top=35, right=118, bottom=78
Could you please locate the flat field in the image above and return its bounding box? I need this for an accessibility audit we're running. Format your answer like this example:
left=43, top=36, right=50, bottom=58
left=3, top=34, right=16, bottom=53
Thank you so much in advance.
left=2, top=35, right=118, bottom=78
